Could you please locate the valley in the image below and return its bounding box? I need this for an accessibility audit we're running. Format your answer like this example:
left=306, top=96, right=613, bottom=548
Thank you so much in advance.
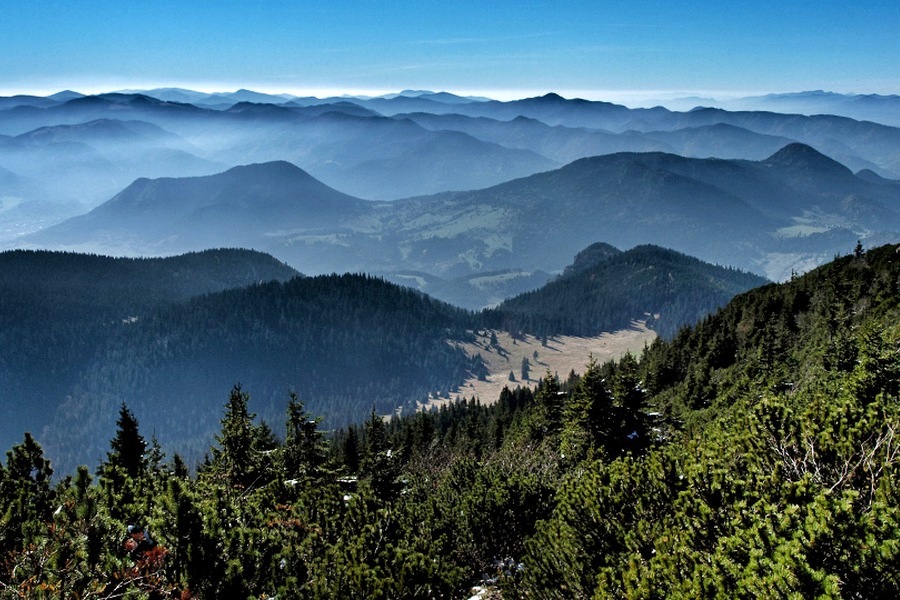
left=4, top=1, right=900, bottom=595
left=2, top=91, right=899, bottom=307
left=1, top=87, right=899, bottom=599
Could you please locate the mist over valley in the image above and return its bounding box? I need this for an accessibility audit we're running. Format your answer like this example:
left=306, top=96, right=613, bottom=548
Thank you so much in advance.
left=3, top=85, right=900, bottom=597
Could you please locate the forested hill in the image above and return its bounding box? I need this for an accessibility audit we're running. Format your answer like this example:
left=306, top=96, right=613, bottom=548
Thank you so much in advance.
left=506, top=243, right=900, bottom=598
left=1, top=242, right=768, bottom=472
left=0, top=248, right=299, bottom=320
left=39, top=273, right=482, bottom=473
left=485, top=243, right=768, bottom=338
left=372, top=242, right=900, bottom=596
left=639, top=241, right=900, bottom=419
left=0, top=249, right=297, bottom=464
left=2, top=243, right=898, bottom=597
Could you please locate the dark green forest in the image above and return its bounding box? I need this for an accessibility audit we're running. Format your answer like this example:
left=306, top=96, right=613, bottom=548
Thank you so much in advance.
left=485, top=243, right=767, bottom=338
left=0, top=248, right=297, bottom=451
left=0, top=244, right=759, bottom=473
left=36, top=272, right=482, bottom=475
left=2, top=244, right=899, bottom=597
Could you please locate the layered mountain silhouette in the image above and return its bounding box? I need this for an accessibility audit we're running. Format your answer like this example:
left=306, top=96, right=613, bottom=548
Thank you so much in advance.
left=714, top=90, right=900, bottom=127
left=21, top=144, right=900, bottom=302
left=26, top=161, right=370, bottom=255
left=5, top=89, right=900, bottom=244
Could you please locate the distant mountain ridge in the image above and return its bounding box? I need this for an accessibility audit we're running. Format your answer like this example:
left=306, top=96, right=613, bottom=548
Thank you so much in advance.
left=4, top=87, right=900, bottom=244
left=20, top=144, right=900, bottom=301
left=26, top=161, right=371, bottom=254
left=4, top=88, right=900, bottom=294
left=715, top=90, right=900, bottom=127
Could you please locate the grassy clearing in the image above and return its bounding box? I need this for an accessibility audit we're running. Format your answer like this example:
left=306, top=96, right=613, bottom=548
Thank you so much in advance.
left=423, top=322, right=657, bottom=409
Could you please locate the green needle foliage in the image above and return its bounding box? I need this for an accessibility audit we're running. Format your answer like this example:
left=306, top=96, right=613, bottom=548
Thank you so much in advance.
left=1, top=244, right=900, bottom=598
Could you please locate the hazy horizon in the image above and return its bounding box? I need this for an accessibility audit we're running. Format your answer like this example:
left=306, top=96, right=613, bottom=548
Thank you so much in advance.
left=3, top=85, right=896, bottom=112
left=3, top=1, right=898, bottom=105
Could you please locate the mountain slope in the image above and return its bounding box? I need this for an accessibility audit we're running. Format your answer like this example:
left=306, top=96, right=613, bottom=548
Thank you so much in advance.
left=520, top=242, right=900, bottom=598
left=25, top=145, right=900, bottom=302
left=0, top=248, right=299, bottom=458
left=206, top=112, right=558, bottom=200
left=0, top=118, right=223, bottom=233
left=385, top=145, right=900, bottom=280
left=37, top=273, right=480, bottom=472
left=320, top=127, right=557, bottom=199
left=486, top=244, right=768, bottom=338
left=26, top=161, right=372, bottom=254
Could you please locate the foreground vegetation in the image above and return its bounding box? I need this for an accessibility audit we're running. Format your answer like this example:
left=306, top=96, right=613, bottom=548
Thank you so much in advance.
left=2, top=244, right=899, bottom=598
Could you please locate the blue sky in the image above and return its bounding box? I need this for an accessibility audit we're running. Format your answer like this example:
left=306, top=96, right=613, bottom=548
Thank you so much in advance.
left=2, top=0, right=899, bottom=101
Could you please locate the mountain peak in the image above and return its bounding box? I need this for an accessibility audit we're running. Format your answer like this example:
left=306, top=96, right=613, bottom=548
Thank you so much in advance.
left=222, top=160, right=312, bottom=180
left=538, top=92, right=566, bottom=102
left=48, top=90, right=84, bottom=101
left=562, top=242, right=622, bottom=277
left=763, top=143, right=852, bottom=175
left=30, top=160, right=369, bottom=253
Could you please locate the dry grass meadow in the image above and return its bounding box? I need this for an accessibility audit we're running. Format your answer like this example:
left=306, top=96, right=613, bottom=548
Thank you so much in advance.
left=419, top=322, right=657, bottom=410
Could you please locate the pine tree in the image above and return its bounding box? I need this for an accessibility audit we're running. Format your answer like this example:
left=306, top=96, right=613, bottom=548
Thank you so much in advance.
left=211, top=384, right=258, bottom=488
left=107, top=402, right=147, bottom=478
left=0, top=433, right=55, bottom=553
left=283, top=392, right=327, bottom=479
left=361, top=410, right=399, bottom=500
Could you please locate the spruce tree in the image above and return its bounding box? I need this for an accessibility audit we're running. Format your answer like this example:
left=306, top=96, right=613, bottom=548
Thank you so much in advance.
left=211, top=384, right=258, bottom=488
left=612, top=353, right=648, bottom=453
left=341, top=426, right=361, bottom=474
left=361, top=410, right=398, bottom=500
left=283, top=392, right=327, bottom=479
left=560, top=358, right=613, bottom=462
left=0, top=433, right=55, bottom=553
left=107, top=402, right=147, bottom=479
left=528, top=372, right=563, bottom=441
left=98, top=403, right=158, bottom=525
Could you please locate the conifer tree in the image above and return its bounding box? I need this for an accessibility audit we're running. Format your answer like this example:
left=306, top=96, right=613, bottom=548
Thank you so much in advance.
left=0, top=433, right=54, bottom=553
left=611, top=352, right=648, bottom=453
left=211, top=384, right=258, bottom=488
left=97, top=403, right=156, bottom=524
left=361, top=410, right=399, bottom=500
left=560, top=359, right=611, bottom=462
left=107, top=403, right=147, bottom=478
left=341, top=426, right=361, bottom=474
left=283, top=392, right=327, bottom=479
left=528, top=372, right=563, bottom=441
